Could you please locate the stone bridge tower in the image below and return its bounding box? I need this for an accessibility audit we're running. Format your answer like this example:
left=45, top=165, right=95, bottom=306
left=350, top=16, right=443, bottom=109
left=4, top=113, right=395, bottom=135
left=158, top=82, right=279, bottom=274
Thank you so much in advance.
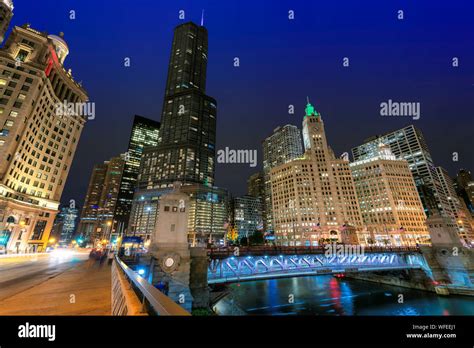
left=149, top=182, right=193, bottom=312
left=149, top=182, right=210, bottom=311
left=421, top=212, right=474, bottom=294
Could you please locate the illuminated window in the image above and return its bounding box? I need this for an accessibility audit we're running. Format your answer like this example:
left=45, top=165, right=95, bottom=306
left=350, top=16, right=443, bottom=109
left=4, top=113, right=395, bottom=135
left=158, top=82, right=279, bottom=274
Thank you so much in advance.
left=16, top=49, right=29, bottom=62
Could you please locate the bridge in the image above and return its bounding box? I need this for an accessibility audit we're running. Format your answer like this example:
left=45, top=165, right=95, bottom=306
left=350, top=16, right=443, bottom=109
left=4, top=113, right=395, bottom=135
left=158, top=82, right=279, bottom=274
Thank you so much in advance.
left=207, top=245, right=420, bottom=258
left=207, top=247, right=430, bottom=284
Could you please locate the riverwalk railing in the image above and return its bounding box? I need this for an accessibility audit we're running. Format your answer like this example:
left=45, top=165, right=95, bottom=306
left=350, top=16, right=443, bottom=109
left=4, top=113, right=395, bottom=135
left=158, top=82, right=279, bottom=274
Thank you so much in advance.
left=112, top=256, right=190, bottom=316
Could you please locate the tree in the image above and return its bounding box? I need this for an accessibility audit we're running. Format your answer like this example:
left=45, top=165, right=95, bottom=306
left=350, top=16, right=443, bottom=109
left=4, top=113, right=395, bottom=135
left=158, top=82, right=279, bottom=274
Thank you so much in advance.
left=226, top=227, right=238, bottom=243
left=249, top=230, right=264, bottom=245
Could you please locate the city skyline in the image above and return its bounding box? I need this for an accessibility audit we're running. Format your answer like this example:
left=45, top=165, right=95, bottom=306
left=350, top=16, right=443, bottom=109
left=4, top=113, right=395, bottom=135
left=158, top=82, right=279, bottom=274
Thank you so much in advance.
left=6, top=0, right=472, bottom=206
left=1, top=0, right=474, bottom=334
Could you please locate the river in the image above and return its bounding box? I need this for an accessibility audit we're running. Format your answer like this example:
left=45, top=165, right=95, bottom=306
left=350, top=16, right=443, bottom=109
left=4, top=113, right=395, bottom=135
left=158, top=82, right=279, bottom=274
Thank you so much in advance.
left=213, top=275, right=474, bottom=315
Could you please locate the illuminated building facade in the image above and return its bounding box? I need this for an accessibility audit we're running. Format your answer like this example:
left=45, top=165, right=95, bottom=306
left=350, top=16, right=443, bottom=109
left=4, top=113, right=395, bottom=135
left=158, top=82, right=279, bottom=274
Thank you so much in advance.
left=350, top=144, right=430, bottom=246
left=270, top=102, right=362, bottom=246
left=113, top=115, right=160, bottom=235
left=247, top=171, right=265, bottom=200
left=232, top=195, right=263, bottom=240
left=130, top=22, right=224, bottom=244
left=0, top=23, right=88, bottom=253
left=352, top=125, right=450, bottom=219
left=0, top=0, right=13, bottom=44
left=262, top=124, right=303, bottom=233
left=129, top=184, right=229, bottom=246
left=456, top=169, right=474, bottom=215
left=436, top=166, right=474, bottom=245
left=138, top=22, right=216, bottom=189
left=51, top=206, right=78, bottom=244
left=77, top=155, right=125, bottom=243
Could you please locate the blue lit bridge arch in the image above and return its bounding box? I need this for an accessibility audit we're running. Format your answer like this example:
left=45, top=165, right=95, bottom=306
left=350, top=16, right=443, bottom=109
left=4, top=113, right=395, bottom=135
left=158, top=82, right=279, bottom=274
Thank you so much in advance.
left=207, top=252, right=430, bottom=284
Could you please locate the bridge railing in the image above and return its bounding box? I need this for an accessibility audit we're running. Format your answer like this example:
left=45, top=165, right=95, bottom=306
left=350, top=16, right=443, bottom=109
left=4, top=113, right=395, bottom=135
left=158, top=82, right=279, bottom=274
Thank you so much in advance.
left=207, top=245, right=420, bottom=258
left=112, top=256, right=190, bottom=316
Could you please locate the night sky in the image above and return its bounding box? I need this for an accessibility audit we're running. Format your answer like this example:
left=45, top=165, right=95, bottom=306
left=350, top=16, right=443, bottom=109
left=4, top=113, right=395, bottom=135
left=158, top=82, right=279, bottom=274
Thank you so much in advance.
left=11, top=0, right=474, bottom=207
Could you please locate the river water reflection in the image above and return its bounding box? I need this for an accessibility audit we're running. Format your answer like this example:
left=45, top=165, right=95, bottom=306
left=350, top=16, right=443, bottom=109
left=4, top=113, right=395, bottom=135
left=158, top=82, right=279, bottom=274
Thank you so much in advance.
left=215, top=275, right=474, bottom=315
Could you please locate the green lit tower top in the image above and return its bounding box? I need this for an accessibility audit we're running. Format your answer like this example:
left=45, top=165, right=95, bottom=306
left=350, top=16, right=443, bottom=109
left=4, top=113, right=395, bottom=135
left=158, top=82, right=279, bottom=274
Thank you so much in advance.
left=305, top=97, right=320, bottom=118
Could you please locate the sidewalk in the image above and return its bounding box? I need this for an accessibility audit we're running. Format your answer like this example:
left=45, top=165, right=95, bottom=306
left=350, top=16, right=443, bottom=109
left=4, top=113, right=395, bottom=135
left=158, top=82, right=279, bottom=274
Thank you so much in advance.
left=0, top=259, right=112, bottom=315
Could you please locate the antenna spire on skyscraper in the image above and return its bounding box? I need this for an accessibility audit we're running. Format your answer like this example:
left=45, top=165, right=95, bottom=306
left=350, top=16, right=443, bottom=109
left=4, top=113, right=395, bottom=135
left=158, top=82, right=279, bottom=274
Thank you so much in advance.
left=201, top=9, right=205, bottom=26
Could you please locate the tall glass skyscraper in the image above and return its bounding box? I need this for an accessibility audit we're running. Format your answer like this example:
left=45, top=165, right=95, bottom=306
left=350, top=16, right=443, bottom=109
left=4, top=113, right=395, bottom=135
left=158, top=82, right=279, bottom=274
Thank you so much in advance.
left=113, top=115, right=160, bottom=234
left=130, top=22, right=225, bottom=244
left=139, top=22, right=217, bottom=189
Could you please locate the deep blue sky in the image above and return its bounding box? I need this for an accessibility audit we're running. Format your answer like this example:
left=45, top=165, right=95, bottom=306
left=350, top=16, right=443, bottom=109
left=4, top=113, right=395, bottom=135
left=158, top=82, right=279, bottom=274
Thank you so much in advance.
left=10, top=0, right=474, bottom=206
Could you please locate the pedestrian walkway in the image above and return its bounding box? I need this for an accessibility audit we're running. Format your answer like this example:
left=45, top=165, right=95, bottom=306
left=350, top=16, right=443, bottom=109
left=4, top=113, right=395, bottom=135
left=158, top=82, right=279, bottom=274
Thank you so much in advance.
left=0, top=258, right=111, bottom=315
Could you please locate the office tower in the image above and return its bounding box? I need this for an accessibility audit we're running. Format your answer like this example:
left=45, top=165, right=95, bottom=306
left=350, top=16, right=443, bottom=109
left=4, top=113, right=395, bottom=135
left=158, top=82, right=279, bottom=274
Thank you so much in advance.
left=270, top=102, right=362, bottom=246
left=232, top=195, right=263, bottom=240
left=436, top=167, right=474, bottom=245
left=130, top=21, right=223, bottom=243
left=140, top=22, right=217, bottom=189
left=51, top=206, right=78, bottom=244
left=113, top=115, right=160, bottom=234
left=350, top=143, right=430, bottom=246
left=0, top=23, right=88, bottom=253
left=77, top=155, right=125, bottom=243
left=0, top=0, right=13, bottom=44
left=455, top=169, right=474, bottom=214
left=352, top=125, right=450, bottom=219
left=247, top=171, right=265, bottom=199
left=129, top=184, right=229, bottom=245
left=262, top=124, right=303, bottom=233
left=457, top=169, right=473, bottom=188
left=182, top=185, right=229, bottom=245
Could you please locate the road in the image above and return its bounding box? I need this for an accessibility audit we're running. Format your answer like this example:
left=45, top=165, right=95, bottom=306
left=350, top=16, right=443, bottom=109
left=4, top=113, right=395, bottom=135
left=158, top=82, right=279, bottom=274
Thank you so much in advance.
left=0, top=250, right=111, bottom=315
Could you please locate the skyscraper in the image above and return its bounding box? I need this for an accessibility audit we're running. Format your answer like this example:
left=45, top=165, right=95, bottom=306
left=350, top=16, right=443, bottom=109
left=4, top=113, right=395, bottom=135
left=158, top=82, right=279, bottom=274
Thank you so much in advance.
left=271, top=102, right=362, bottom=246
left=350, top=143, right=429, bottom=246
left=262, top=124, right=303, bottom=233
left=436, top=167, right=473, bottom=245
left=0, top=0, right=13, bottom=44
left=51, top=206, right=78, bottom=244
left=456, top=169, right=474, bottom=214
left=0, top=23, right=88, bottom=253
left=247, top=171, right=265, bottom=199
left=352, top=125, right=449, bottom=218
left=113, top=115, right=160, bottom=234
left=140, top=22, right=217, bottom=189
left=231, top=195, right=263, bottom=240
left=130, top=21, right=223, bottom=244
left=77, top=155, right=125, bottom=243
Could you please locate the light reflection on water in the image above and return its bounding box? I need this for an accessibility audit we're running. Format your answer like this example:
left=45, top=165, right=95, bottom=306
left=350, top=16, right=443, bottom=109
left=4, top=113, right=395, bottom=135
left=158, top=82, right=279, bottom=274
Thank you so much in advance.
left=216, top=275, right=474, bottom=316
